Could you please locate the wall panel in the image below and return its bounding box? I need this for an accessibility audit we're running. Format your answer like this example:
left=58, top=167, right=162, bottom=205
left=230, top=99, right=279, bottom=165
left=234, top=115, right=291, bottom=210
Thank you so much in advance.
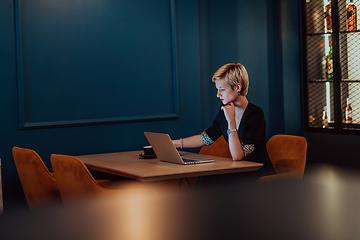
left=15, top=0, right=179, bottom=129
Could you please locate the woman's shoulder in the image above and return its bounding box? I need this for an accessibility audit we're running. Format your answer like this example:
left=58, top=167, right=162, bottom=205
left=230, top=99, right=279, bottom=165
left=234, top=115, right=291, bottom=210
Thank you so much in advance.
left=246, top=102, right=264, bottom=115
left=243, top=102, right=266, bottom=124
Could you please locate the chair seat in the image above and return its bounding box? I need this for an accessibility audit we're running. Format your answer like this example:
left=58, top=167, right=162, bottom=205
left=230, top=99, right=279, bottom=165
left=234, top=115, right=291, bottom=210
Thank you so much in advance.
left=199, top=135, right=232, bottom=158
left=258, top=135, right=307, bottom=182
left=96, top=179, right=113, bottom=188
left=51, top=154, right=122, bottom=203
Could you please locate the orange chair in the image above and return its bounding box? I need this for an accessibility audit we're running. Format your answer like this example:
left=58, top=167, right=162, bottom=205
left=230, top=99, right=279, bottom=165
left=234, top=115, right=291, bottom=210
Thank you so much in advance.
left=12, top=147, right=62, bottom=209
left=177, top=135, right=232, bottom=188
left=258, top=134, right=307, bottom=182
left=199, top=135, right=232, bottom=158
left=51, top=154, right=115, bottom=203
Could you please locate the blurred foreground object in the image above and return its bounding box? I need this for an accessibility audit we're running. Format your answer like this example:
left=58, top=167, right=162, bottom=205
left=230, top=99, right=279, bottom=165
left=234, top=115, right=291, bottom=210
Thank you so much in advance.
left=0, top=164, right=360, bottom=240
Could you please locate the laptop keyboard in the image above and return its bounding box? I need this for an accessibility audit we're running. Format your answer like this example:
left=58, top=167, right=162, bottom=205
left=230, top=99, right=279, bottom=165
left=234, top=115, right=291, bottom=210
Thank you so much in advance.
left=181, top=155, right=213, bottom=164
left=181, top=158, right=199, bottom=164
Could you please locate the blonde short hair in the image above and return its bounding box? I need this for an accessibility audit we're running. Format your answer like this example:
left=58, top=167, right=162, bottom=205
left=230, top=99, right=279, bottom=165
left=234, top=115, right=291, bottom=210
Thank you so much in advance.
left=212, top=63, right=249, bottom=96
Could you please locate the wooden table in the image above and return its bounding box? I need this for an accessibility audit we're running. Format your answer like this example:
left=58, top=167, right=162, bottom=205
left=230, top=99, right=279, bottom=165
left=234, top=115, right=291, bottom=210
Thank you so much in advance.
left=77, top=150, right=263, bottom=182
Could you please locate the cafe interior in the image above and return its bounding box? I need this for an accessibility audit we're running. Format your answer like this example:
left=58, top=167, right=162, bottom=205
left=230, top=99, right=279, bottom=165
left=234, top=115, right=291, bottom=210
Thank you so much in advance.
left=1, top=0, right=360, bottom=239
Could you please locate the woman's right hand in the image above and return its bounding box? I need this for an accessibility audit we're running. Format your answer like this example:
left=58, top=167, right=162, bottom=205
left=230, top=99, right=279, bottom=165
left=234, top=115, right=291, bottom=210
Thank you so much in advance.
left=221, top=102, right=236, bottom=126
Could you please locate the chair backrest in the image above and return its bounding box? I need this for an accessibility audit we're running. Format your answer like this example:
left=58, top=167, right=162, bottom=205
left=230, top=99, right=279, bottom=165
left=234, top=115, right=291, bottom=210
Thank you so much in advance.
left=199, top=135, right=232, bottom=158
left=12, top=147, right=61, bottom=209
left=266, top=135, right=307, bottom=177
left=51, top=154, right=107, bottom=203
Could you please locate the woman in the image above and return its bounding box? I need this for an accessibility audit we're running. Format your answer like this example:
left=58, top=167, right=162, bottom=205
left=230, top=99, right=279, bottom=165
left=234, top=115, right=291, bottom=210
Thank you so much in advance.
left=173, top=63, right=275, bottom=180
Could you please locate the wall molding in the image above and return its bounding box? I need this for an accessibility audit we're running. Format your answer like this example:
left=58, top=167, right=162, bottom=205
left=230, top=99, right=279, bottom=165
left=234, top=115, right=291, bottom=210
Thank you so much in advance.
left=14, top=0, right=179, bottom=130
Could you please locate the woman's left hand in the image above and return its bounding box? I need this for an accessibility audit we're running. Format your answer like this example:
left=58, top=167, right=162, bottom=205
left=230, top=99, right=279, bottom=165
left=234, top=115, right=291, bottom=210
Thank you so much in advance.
left=221, top=102, right=236, bottom=125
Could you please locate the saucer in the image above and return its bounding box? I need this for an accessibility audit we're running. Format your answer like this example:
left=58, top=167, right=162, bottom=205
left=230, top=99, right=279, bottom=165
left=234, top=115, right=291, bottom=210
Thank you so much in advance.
left=139, top=153, right=157, bottom=159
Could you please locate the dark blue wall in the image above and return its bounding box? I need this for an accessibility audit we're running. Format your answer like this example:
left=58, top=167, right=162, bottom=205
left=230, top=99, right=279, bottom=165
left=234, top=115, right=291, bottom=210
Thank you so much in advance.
left=199, top=0, right=302, bottom=137
left=280, top=0, right=303, bottom=135
left=0, top=0, right=301, bottom=212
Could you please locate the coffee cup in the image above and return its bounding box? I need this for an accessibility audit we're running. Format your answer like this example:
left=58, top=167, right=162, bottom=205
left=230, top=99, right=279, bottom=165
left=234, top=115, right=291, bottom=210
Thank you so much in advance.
left=143, top=146, right=156, bottom=157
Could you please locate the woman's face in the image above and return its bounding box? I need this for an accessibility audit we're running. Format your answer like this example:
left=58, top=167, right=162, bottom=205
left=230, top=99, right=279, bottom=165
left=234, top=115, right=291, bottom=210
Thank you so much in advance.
left=215, top=79, right=239, bottom=105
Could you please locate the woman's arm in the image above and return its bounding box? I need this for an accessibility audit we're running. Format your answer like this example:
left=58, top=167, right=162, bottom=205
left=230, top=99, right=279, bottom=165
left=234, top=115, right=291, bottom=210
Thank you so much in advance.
left=221, top=103, right=245, bottom=161
left=227, top=122, right=245, bottom=161
left=172, top=135, right=205, bottom=149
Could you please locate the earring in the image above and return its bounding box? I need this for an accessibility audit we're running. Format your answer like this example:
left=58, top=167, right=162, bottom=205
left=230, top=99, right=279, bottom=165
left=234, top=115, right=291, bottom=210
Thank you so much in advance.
left=237, top=91, right=240, bottom=96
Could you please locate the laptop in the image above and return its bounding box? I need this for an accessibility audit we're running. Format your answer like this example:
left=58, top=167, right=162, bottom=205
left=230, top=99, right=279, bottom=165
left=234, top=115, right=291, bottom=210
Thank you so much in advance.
left=144, top=132, right=214, bottom=165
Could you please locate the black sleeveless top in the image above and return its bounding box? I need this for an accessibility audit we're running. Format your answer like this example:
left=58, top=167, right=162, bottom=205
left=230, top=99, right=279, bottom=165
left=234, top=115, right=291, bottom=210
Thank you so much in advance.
left=201, top=102, right=275, bottom=177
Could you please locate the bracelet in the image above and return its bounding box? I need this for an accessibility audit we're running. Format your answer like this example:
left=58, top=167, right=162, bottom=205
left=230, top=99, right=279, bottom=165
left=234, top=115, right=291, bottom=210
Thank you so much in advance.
left=180, top=138, right=183, bottom=149
left=227, top=129, right=237, bottom=135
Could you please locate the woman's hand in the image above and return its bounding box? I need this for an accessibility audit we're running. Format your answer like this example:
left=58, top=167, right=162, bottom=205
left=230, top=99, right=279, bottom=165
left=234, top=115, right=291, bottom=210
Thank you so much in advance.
left=221, top=102, right=236, bottom=126
left=172, top=139, right=181, bottom=148
left=172, top=135, right=206, bottom=149
left=222, top=102, right=244, bottom=161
